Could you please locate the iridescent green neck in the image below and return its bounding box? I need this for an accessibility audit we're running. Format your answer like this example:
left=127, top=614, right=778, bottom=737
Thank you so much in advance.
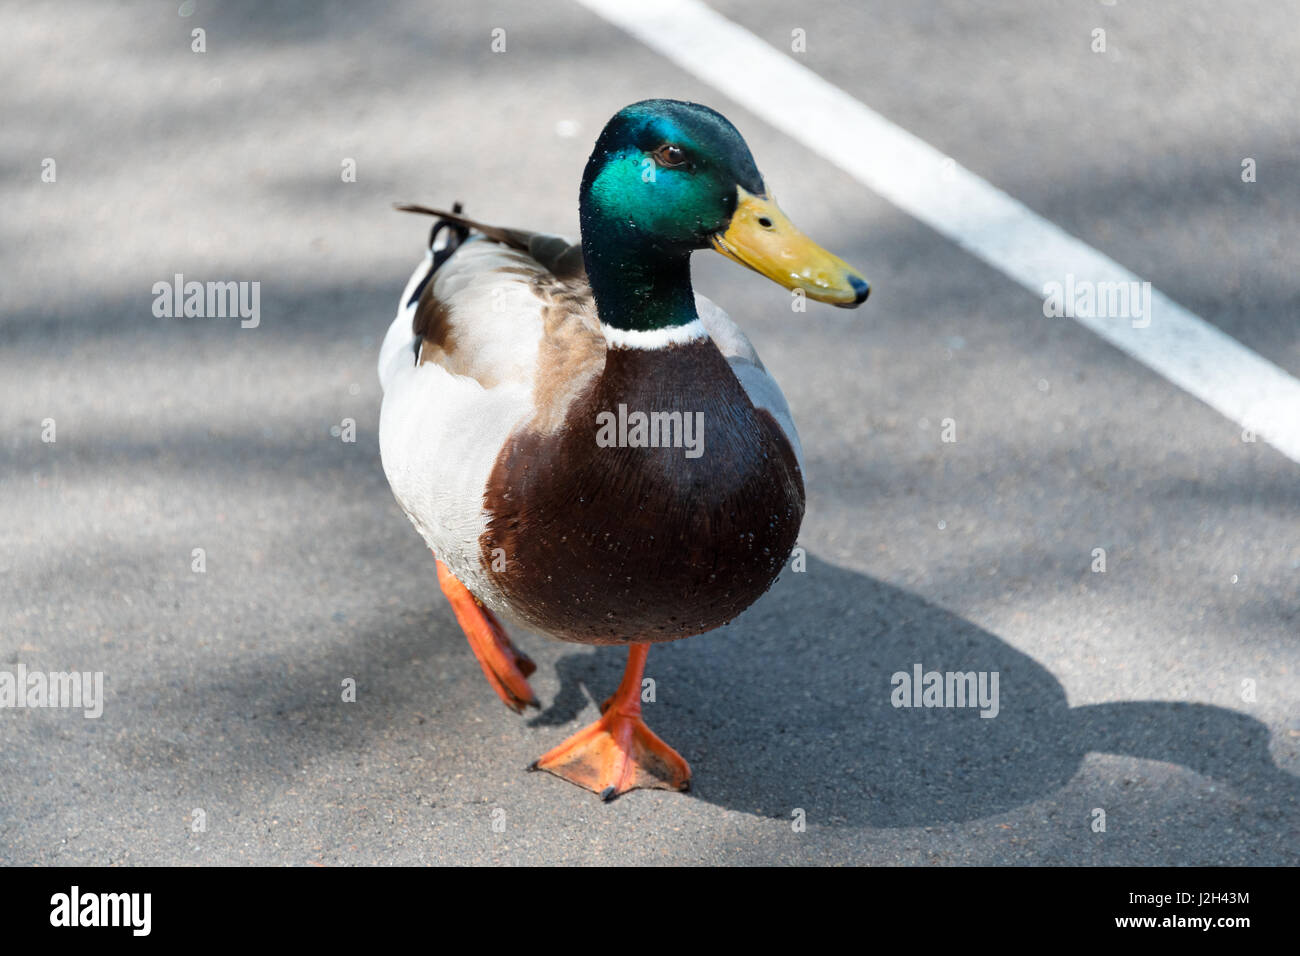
left=579, top=232, right=697, bottom=333
left=579, top=149, right=700, bottom=333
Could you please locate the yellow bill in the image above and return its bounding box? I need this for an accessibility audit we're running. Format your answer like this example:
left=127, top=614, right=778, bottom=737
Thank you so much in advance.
left=711, top=187, right=869, bottom=307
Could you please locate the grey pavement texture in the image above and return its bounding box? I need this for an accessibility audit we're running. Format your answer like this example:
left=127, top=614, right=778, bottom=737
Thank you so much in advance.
left=1, top=0, right=1298, bottom=865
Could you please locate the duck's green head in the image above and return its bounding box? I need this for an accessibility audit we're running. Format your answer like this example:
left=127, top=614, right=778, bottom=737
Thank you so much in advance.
left=580, top=99, right=868, bottom=331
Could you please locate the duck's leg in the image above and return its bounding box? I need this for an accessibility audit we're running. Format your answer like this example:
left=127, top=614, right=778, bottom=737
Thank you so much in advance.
left=435, top=557, right=537, bottom=713
left=529, top=643, right=691, bottom=801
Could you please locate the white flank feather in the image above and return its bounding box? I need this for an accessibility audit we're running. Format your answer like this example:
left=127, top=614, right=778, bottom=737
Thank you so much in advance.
left=377, top=241, right=541, bottom=603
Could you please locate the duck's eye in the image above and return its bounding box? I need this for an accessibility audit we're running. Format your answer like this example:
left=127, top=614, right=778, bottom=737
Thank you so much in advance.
left=653, top=144, right=688, bottom=169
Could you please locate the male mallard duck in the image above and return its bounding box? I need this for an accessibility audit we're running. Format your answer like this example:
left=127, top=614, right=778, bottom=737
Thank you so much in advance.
left=378, top=99, right=868, bottom=800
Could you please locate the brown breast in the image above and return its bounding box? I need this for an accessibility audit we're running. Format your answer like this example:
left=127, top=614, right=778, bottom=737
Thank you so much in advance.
left=481, top=339, right=805, bottom=645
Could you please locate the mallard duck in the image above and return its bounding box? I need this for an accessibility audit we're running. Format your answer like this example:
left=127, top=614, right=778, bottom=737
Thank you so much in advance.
left=378, top=99, right=868, bottom=800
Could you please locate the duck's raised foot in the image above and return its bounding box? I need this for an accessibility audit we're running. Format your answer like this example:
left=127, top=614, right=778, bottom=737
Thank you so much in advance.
left=530, top=710, right=691, bottom=800
left=436, top=557, right=537, bottom=713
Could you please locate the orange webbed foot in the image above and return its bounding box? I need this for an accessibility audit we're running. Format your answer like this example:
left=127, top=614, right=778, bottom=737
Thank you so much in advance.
left=436, top=557, right=537, bottom=713
left=530, top=644, right=691, bottom=800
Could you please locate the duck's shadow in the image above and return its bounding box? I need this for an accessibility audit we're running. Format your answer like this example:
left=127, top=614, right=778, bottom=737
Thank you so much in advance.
left=530, top=554, right=1297, bottom=827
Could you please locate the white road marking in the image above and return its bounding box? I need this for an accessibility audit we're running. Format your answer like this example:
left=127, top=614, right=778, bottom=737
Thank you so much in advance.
left=577, top=0, right=1300, bottom=466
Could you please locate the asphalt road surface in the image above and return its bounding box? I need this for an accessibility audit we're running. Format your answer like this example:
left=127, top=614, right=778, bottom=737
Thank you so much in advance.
left=2, top=0, right=1297, bottom=865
